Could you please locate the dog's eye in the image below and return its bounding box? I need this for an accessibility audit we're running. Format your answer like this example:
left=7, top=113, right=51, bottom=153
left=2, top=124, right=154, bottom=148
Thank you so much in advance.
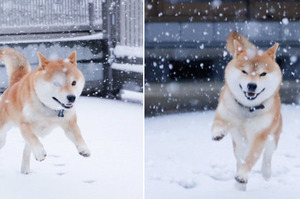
left=242, top=70, right=248, bottom=74
left=260, top=72, right=267, bottom=77
left=53, top=81, right=62, bottom=87
left=71, top=81, right=76, bottom=86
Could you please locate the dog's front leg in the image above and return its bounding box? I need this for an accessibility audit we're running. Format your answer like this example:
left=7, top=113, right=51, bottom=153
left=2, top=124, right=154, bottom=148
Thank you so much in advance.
left=211, top=113, right=229, bottom=141
left=235, top=133, right=268, bottom=191
left=21, top=144, right=31, bottom=174
left=20, top=122, right=47, bottom=162
left=62, top=115, right=90, bottom=157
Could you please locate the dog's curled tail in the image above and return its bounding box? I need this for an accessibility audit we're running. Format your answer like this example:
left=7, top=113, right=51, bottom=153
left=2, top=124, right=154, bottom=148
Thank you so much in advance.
left=0, top=47, right=31, bottom=86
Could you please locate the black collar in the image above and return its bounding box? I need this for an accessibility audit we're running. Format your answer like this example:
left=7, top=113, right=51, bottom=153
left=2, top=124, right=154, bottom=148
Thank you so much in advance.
left=57, top=109, right=65, bottom=117
left=235, top=99, right=265, bottom=112
left=40, top=102, right=65, bottom=118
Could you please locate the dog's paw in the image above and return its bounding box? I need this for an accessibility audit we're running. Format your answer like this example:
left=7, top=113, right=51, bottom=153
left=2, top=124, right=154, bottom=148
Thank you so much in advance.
left=235, top=180, right=247, bottom=191
left=78, top=145, right=91, bottom=157
left=21, top=168, right=30, bottom=175
left=32, top=147, right=47, bottom=161
left=212, top=134, right=225, bottom=141
left=21, top=161, right=30, bottom=174
left=211, top=126, right=227, bottom=141
left=235, top=176, right=248, bottom=184
left=261, top=165, right=272, bottom=181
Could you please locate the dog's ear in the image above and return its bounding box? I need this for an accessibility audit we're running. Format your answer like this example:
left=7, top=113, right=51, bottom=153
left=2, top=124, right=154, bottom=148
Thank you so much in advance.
left=37, top=52, right=49, bottom=69
left=226, top=31, right=256, bottom=58
left=232, top=39, right=244, bottom=57
left=68, top=51, right=77, bottom=66
left=265, top=43, right=279, bottom=60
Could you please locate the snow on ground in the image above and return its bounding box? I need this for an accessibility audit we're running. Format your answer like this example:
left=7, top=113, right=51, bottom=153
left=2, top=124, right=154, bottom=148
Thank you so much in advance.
left=146, top=105, right=300, bottom=199
left=0, top=97, right=142, bottom=199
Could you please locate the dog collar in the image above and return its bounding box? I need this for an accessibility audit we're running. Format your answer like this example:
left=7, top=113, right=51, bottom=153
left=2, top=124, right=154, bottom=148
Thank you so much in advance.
left=235, top=99, right=265, bottom=112
left=57, top=109, right=65, bottom=117
left=40, top=102, right=65, bottom=118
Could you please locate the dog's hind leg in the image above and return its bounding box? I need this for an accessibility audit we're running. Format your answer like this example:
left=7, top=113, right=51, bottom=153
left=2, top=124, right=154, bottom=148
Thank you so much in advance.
left=0, top=127, right=8, bottom=150
left=21, top=144, right=31, bottom=174
left=0, top=117, right=12, bottom=150
left=19, top=122, right=47, bottom=162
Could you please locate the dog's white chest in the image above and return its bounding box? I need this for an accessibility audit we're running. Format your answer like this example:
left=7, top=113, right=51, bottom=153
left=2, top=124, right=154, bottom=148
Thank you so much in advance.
left=22, top=103, right=69, bottom=137
left=245, top=114, right=272, bottom=133
left=231, top=113, right=273, bottom=142
left=31, top=123, right=56, bottom=137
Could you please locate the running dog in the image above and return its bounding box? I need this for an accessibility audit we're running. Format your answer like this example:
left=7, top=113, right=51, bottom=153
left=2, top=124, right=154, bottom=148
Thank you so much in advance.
left=211, top=32, right=282, bottom=190
left=0, top=47, right=90, bottom=174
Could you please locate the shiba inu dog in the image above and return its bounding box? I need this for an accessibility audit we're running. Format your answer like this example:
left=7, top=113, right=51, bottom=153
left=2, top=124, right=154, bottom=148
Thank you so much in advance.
left=0, top=47, right=90, bottom=174
left=211, top=32, right=282, bottom=190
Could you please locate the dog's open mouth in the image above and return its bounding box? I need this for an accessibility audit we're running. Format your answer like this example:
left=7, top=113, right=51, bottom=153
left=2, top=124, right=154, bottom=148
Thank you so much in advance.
left=52, top=97, right=73, bottom=109
left=244, top=92, right=258, bottom=100
left=239, top=85, right=265, bottom=101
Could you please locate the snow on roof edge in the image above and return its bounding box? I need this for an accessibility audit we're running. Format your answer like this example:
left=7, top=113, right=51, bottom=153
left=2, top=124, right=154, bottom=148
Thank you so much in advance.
left=0, top=33, right=104, bottom=44
left=120, top=89, right=143, bottom=104
left=111, top=63, right=143, bottom=74
left=114, top=45, right=143, bottom=58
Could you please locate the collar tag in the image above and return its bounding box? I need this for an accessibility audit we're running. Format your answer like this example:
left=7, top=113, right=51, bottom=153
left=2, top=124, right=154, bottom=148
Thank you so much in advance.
left=58, top=109, right=64, bottom=117
left=249, top=104, right=265, bottom=112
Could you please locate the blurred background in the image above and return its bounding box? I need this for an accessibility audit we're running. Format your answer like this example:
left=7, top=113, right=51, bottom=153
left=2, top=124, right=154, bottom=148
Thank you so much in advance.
left=0, top=0, right=143, bottom=103
left=145, top=0, right=300, bottom=116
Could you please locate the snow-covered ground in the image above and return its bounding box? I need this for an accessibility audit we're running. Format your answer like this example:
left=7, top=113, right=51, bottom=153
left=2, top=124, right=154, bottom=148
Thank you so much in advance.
left=145, top=105, right=300, bottom=199
left=0, top=97, right=143, bottom=199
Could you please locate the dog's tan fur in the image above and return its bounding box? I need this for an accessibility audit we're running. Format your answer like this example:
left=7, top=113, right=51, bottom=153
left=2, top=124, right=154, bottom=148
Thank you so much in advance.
left=0, top=47, right=90, bottom=174
left=212, top=32, right=282, bottom=190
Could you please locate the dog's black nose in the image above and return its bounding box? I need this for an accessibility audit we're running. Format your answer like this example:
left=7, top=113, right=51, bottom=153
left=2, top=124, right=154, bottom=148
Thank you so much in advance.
left=247, top=83, right=257, bottom=92
left=67, top=95, right=76, bottom=103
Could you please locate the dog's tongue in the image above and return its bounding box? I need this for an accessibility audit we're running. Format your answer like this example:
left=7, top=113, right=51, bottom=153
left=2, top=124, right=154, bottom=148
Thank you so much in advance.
left=247, top=92, right=256, bottom=97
